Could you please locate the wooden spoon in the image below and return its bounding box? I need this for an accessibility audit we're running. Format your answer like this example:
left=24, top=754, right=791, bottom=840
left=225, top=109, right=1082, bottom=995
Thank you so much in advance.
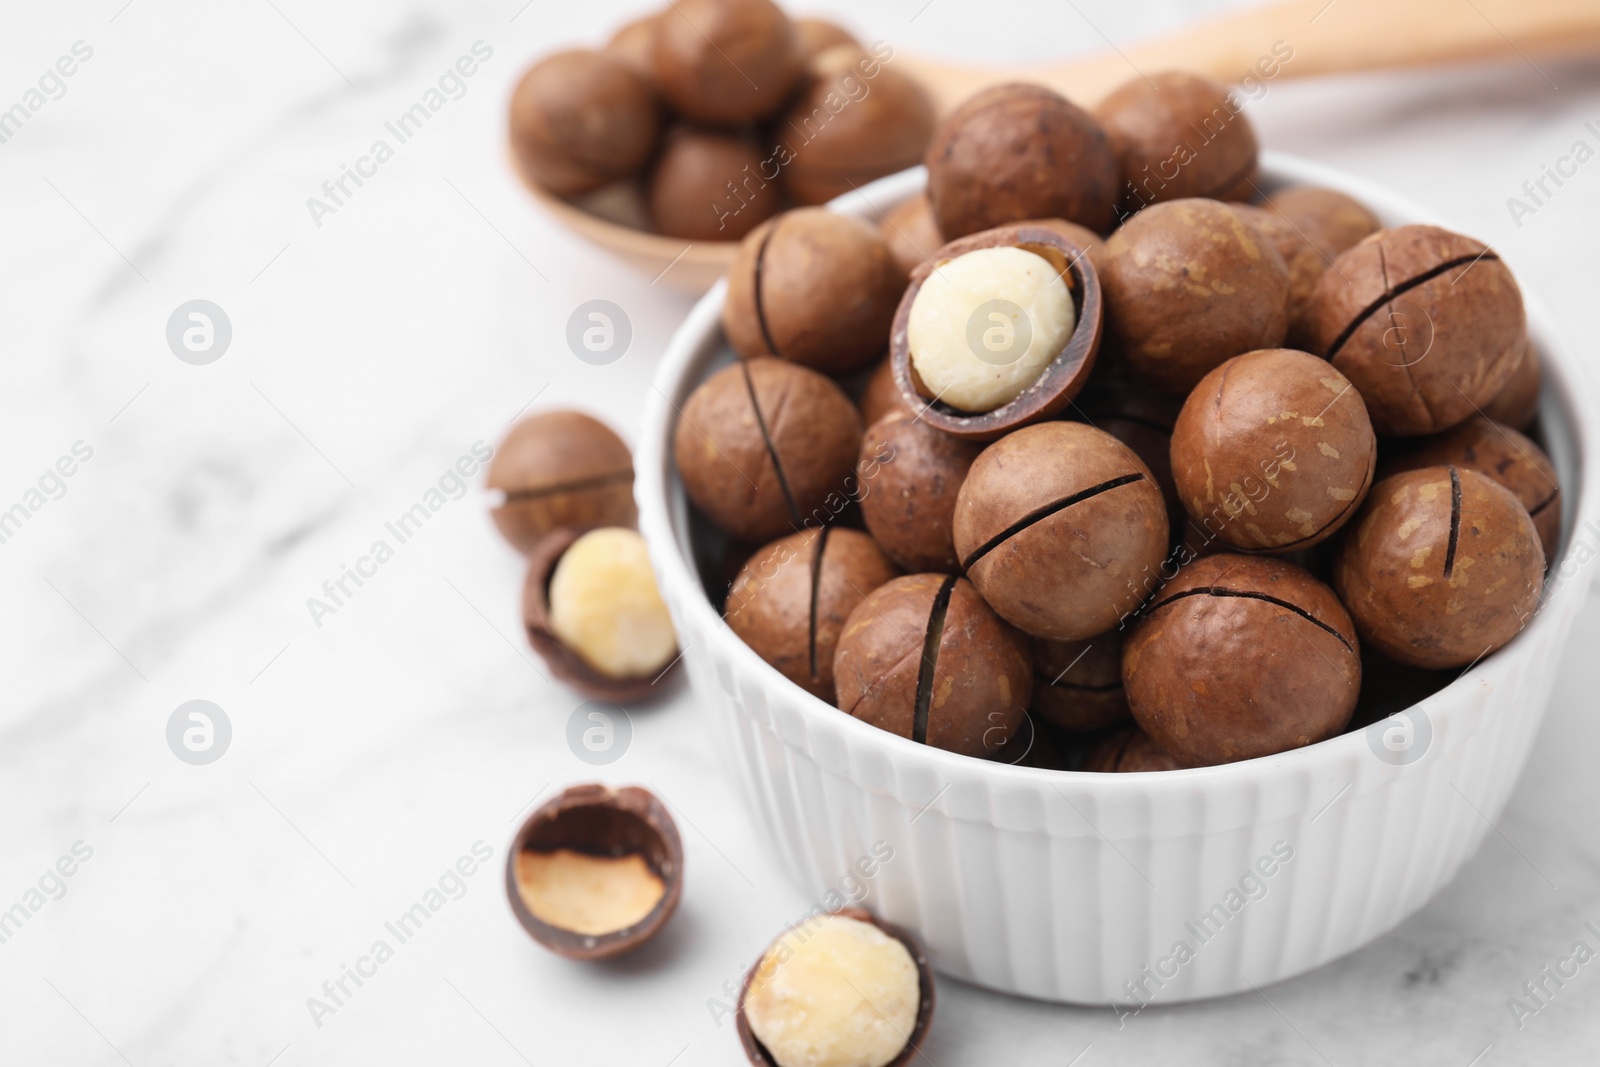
left=516, top=0, right=1600, bottom=292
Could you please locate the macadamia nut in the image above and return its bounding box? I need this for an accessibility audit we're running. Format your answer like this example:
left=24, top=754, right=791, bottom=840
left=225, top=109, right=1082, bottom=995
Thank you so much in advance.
left=548, top=528, right=676, bottom=679
left=908, top=246, right=1075, bottom=413
left=744, top=913, right=920, bottom=1067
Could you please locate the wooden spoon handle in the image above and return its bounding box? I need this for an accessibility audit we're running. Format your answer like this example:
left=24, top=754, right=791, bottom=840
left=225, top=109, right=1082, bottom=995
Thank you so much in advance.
left=898, top=0, right=1600, bottom=111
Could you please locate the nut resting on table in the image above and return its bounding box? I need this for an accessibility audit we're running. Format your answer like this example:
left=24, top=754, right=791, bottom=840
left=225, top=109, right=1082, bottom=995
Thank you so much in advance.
left=488, top=409, right=683, bottom=702
left=738, top=908, right=935, bottom=1067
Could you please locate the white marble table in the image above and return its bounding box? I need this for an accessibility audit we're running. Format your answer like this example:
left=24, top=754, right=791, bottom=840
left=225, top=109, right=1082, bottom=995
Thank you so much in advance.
left=2, top=0, right=1598, bottom=1063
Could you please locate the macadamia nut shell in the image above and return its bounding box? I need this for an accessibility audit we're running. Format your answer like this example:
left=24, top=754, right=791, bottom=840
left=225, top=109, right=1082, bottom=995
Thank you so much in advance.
left=952, top=421, right=1169, bottom=641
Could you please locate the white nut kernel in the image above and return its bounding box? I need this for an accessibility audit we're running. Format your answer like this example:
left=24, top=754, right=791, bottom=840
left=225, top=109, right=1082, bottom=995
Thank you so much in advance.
left=908, top=245, right=1075, bottom=413
left=744, top=913, right=919, bottom=1067
left=548, top=528, right=677, bottom=679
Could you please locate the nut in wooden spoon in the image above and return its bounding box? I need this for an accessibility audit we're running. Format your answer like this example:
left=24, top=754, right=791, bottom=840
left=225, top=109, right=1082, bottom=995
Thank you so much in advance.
left=510, top=0, right=1600, bottom=291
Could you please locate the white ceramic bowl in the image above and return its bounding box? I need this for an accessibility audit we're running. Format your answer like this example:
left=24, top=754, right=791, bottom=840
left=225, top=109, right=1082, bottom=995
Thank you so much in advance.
left=637, top=154, right=1600, bottom=1004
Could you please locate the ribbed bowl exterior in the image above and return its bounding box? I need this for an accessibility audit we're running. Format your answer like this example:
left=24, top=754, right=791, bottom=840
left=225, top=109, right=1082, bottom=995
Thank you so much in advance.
left=637, top=156, right=1600, bottom=1004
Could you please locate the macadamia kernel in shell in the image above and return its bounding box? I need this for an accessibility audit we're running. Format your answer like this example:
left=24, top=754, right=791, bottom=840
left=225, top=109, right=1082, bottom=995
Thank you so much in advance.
left=548, top=528, right=677, bottom=679
left=744, top=914, right=920, bottom=1067
left=908, top=246, right=1075, bottom=413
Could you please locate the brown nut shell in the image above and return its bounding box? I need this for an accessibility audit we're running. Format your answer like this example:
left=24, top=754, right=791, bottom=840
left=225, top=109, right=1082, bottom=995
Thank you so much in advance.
left=509, top=50, right=661, bottom=197
left=858, top=355, right=926, bottom=427
left=673, top=358, right=863, bottom=542
left=794, top=17, right=860, bottom=60
left=1382, top=415, right=1561, bottom=559
left=1104, top=413, right=1184, bottom=548
left=1030, top=633, right=1130, bottom=732
left=1171, top=349, right=1376, bottom=552
left=605, top=14, right=663, bottom=80
left=883, top=211, right=1103, bottom=296
left=1015, top=217, right=1107, bottom=275
left=1094, top=71, right=1259, bottom=210
left=1334, top=467, right=1545, bottom=669
left=1229, top=204, right=1330, bottom=347
left=1075, top=373, right=1185, bottom=546
left=952, top=421, right=1169, bottom=641
left=889, top=223, right=1104, bottom=441
left=1082, top=726, right=1187, bottom=772
left=879, top=193, right=945, bottom=277
left=926, top=83, right=1119, bottom=238
left=1101, top=198, right=1290, bottom=394
left=736, top=906, right=935, bottom=1067
left=507, top=784, right=683, bottom=960
left=489, top=410, right=636, bottom=554
left=858, top=411, right=981, bottom=573
left=1263, top=186, right=1380, bottom=260
left=648, top=126, right=783, bottom=240
left=1305, top=225, right=1525, bottom=436
left=834, top=574, right=1032, bottom=758
left=724, top=209, right=906, bottom=376
left=522, top=529, right=679, bottom=703
left=779, top=47, right=937, bottom=206
left=652, top=0, right=803, bottom=124
left=1482, top=335, right=1541, bottom=430
left=1123, top=554, right=1361, bottom=766
left=1350, top=648, right=1454, bottom=731
left=726, top=527, right=900, bottom=703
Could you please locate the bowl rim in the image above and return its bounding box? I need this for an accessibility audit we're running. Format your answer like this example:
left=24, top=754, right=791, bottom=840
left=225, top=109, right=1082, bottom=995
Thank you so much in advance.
left=637, top=153, right=1600, bottom=793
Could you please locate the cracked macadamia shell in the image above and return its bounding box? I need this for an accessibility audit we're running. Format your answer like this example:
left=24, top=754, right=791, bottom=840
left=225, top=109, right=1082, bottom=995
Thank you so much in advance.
left=833, top=574, right=1032, bottom=758
left=726, top=527, right=899, bottom=704
left=952, top=421, right=1169, bottom=641
left=506, top=784, right=683, bottom=960
left=523, top=529, right=682, bottom=703
left=1101, top=198, right=1291, bottom=394
left=926, top=83, right=1119, bottom=239
left=673, top=358, right=862, bottom=542
left=489, top=410, right=636, bottom=555
left=1381, top=415, right=1561, bottom=559
left=1123, top=553, right=1361, bottom=766
left=724, top=209, right=907, bottom=376
left=888, top=223, right=1106, bottom=442
left=1094, top=71, right=1259, bottom=209
left=737, top=907, right=935, bottom=1067
left=741, top=913, right=918, bottom=1067
left=906, top=245, right=1077, bottom=413
left=1029, top=632, right=1130, bottom=732
left=778, top=46, right=936, bottom=206
left=857, top=411, right=980, bottom=573
left=651, top=0, right=803, bottom=125
left=1305, top=225, right=1525, bottom=436
left=1171, top=348, right=1376, bottom=553
left=548, top=528, right=677, bottom=680
left=1016, top=217, right=1107, bottom=275
left=509, top=50, right=661, bottom=197
left=1333, top=467, right=1545, bottom=669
